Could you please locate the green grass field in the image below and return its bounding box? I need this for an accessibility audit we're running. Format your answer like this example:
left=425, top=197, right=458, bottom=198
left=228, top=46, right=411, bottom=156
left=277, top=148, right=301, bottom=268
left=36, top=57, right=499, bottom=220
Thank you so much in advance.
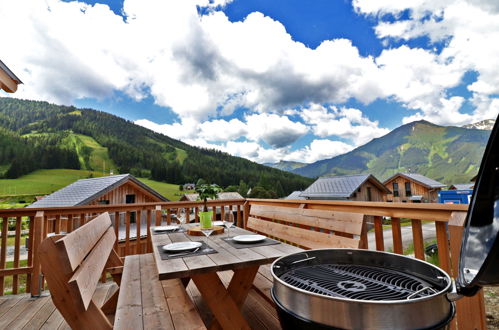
left=0, top=169, right=185, bottom=203
left=137, top=178, right=191, bottom=201
left=65, top=133, right=117, bottom=172
left=0, top=169, right=105, bottom=197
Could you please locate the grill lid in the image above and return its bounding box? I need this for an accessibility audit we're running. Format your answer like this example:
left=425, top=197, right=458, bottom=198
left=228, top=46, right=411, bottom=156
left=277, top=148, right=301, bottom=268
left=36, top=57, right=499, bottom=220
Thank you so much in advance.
left=458, top=114, right=499, bottom=294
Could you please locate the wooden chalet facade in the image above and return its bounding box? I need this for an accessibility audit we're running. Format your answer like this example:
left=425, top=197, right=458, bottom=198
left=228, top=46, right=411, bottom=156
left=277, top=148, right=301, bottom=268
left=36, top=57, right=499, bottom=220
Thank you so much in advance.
left=299, top=174, right=390, bottom=201
left=28, top=174, right=168, bottom=225
left=383, top=173, right=446, bottom=203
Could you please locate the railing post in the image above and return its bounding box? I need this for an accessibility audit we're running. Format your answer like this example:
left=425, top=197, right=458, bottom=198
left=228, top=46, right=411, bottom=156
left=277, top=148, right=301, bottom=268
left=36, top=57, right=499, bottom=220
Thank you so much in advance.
left=31, top=211, right=45, bottom=297
left=448, top=212, right=487, bottom=330
left=155, top=205, right=162, bottom=226
left=243, top=201, right=250, bottom=229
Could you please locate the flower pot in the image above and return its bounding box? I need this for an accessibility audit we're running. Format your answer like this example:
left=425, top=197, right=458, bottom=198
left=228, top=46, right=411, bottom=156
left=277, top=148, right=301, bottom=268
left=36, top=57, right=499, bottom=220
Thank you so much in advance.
left=199, top=211, right=213, bottom=228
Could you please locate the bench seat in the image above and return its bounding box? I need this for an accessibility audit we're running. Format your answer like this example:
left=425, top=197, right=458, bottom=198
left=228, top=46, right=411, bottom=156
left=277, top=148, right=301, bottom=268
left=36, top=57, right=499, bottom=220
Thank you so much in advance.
left=115, top=253, right=205, bottom=330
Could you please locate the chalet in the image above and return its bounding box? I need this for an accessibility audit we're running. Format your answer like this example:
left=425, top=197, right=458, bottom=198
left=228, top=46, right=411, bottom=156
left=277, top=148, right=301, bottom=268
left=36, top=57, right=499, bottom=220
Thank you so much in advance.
left=0, top=59, right=22, bottom=93
left=449, top=183, right=474, bottom=190
left=299, top=174, right=390, bottom=201
left=27, top=174, right=168, bottom=227
left=383, top=172, right=446, bottom=203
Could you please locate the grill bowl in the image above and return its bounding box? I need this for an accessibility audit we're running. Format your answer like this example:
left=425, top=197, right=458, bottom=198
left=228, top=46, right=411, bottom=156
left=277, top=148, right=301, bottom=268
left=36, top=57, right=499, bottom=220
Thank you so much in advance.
left=271, top=249, right=454, bottom=330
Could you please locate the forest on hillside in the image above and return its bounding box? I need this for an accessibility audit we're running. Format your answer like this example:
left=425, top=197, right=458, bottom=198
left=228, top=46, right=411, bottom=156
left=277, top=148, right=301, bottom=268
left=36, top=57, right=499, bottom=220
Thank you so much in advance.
left=0, top=98, right=313, bottom=197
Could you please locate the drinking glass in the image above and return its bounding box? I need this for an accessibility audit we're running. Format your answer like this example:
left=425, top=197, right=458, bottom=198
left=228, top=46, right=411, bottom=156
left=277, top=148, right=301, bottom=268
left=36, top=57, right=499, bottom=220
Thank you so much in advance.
left=177, top=209, right=186, bottom=230
left=224, top=211, right=234, bottom=238
left=200, top=226, right=213, bottom=244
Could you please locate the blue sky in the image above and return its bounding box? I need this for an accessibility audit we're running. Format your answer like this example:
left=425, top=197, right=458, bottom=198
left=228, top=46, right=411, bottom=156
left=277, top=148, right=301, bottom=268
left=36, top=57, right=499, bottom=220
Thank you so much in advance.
left=1, top=0, right=498, bottom=164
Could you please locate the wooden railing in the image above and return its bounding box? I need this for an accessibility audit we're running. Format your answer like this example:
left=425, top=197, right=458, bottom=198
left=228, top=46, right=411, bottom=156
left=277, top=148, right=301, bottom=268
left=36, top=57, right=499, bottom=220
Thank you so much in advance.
left=0, top=199, right=245, bottom=297
left=245, top=199, right=485, bottom=330
left=0, top=199, right=486, bottom=329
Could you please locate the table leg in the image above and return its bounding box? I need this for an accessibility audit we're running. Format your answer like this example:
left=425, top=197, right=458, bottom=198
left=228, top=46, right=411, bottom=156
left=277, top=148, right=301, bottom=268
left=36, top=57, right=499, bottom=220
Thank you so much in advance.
left=192, top=267, right=258, bottom=330
left=209, top=266, right=259, bottom=330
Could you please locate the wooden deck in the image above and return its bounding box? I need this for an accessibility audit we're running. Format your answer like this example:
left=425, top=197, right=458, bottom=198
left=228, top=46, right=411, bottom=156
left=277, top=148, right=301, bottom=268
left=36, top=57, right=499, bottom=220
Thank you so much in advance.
left=0, top=273, right=280, bottom=329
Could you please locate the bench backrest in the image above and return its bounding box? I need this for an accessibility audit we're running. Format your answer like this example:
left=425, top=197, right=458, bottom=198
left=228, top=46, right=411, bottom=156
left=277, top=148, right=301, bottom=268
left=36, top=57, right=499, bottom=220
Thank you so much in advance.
left=247, top=204, right=368, bottom=249
left=39, top=212, right=122, bottom=330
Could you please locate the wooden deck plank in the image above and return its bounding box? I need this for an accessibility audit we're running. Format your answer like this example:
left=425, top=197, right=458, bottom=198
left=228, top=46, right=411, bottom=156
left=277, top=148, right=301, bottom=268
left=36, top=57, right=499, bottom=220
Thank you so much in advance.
left=0, top=295, right=33, bottom=328
left=0, top=294, right=25, bottom=318
left=22, top=297, right=57, bottom=330
left=40, top=308, right=65, bottom=330
left=5, top=295, right=48, bottom=329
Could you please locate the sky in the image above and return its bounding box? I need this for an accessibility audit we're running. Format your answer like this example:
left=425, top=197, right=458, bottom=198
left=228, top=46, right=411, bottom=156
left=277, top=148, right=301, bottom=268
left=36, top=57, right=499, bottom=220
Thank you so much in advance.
left=1, top=0, right=498, bottom=164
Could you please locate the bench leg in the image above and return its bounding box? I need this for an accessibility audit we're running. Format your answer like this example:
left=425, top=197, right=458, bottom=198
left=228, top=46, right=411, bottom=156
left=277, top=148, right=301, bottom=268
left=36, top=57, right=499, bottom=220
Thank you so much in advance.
left=192, top=271, right=252, bottom=330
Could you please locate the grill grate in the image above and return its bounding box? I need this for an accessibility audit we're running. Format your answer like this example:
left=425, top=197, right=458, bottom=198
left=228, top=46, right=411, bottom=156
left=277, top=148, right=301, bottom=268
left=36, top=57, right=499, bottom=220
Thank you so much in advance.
left=279, top=264, right=438, bottom=301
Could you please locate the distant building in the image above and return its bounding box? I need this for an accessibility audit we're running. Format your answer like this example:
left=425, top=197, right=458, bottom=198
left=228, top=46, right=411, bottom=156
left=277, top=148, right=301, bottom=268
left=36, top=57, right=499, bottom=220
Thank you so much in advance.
left=28, top=174, right=168, bottom=208
left=300, top=174, right=390, bottom=201
left=383, top=173, right=446, bottom=203
left=284, top=191, right=306, bottom=200
left=180, top=192, right=243, bottom=202
left=183, top=183, right=196, bottom=190
left=449, top=183, right=474, bottom=190
left=27, top=174, right=169, bottom=229
left=0, top=60, right=22, bottom=93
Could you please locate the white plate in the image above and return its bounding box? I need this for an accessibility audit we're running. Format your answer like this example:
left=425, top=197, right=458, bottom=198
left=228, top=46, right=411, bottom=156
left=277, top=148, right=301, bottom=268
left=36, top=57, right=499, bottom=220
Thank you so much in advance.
left=213, top=221, right=224, bottom=226
left=154, top=225, right=179, bottom=232
left=232, top=234, right=266, bottom=243
left=162, top=241, right=202, bottom=252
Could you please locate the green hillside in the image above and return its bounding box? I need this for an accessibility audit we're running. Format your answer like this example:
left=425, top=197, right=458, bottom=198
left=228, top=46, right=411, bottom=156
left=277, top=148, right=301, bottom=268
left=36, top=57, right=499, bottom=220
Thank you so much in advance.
left=0, top=169, right=104, bottom=197
left=264, top=160, right=307, bottom=172
left=0, top=97, right=312, bottom=196
left=294, top=121, right=491, bottom=184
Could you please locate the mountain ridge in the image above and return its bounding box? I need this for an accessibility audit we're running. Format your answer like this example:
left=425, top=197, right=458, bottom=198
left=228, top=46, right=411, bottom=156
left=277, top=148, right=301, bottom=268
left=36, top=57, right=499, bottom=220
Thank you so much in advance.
left=292, top=120, right=490, bottom=184
left=0, top=97, right=313, bottom=196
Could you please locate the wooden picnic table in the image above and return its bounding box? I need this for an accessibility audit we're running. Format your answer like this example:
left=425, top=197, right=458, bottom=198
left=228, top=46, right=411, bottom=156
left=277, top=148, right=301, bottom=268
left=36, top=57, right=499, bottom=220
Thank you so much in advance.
left=151, top=224, right=302, bottom=329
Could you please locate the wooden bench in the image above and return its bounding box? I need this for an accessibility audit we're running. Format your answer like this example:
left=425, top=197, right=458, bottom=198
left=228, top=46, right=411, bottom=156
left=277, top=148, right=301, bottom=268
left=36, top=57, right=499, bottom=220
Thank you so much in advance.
left=246, top=204, right=368, bottom=303
left=247, top=204, right=368, bottom=249
left=39, top=212, right=205, bottom=330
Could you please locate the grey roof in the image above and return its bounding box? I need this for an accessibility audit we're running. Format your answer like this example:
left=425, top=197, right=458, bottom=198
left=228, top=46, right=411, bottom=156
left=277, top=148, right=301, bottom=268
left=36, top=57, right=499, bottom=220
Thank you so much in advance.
left=449, top=184, right=474, bottom=190
left=285, top=191, right=306, bottom=200
left=0, top=60, right=22, bottom=84
left=384, top=173, right=446, bottom=189
left=27, top=174, right=168, bottom=208
left=181, top=192, right=244, bottom=201
left=300, top=174, right=390, bottom=199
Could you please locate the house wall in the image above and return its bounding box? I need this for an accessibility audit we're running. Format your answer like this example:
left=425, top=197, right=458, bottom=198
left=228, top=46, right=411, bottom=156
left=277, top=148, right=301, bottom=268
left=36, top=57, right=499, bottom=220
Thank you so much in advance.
left=348, top=181, right=386, bottom=202
left=384, top=177, right=440, bottom=203
left=87, top=181, right=164, bottom=226
left=88, top=181, right=162, bottom=205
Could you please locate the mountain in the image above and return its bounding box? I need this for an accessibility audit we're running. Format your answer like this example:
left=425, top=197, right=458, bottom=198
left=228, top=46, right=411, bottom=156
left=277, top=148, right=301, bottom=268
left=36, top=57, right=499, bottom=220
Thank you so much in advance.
left=293, top=120, right=491, bottom=184
left=462, top=119, right=495, bottom=130
left=0, top=97, right=313, bottom=195
left=264, top=160, right=307, bottom=172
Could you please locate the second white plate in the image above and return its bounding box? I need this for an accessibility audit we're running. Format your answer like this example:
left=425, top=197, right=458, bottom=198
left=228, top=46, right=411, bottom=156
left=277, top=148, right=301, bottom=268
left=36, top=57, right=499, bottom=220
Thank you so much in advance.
left=162, top=241, right=202, bottom=252
left=232, top=234, right=266, bottom=243
left=154, top=225, right=179, bottom=232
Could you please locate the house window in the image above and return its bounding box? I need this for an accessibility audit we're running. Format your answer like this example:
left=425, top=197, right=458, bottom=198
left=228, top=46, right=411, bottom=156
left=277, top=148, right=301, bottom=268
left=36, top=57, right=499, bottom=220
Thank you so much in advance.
left=99, top=200, right=110, bottom=205
left=367, top=187, right=372, bottom=201
left=405, top=182, right=412, bottom=197
left=126, top=194, right=136, bottom=223
left=392, top=183, right=399, bottom=197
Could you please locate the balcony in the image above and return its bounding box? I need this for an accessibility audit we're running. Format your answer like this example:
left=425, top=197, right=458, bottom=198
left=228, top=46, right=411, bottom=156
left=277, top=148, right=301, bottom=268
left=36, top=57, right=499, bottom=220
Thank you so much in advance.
left=0, top=199, right=487, bottom=329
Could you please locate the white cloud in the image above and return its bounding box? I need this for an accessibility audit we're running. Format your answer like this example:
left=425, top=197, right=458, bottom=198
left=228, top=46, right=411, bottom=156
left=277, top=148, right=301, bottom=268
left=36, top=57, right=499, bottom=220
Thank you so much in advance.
left=284, top=139, right=354, bottom=163
left=300, top=104, right=389, bottom=146
left=354, top=0, right=499, bottom=123
left=244, top=113, right=309, bottom=148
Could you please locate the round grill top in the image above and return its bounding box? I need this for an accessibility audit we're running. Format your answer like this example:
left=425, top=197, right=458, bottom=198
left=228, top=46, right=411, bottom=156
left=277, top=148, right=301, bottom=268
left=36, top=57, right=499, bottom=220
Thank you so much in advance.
left=278, top=264, right=439, bottom=301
